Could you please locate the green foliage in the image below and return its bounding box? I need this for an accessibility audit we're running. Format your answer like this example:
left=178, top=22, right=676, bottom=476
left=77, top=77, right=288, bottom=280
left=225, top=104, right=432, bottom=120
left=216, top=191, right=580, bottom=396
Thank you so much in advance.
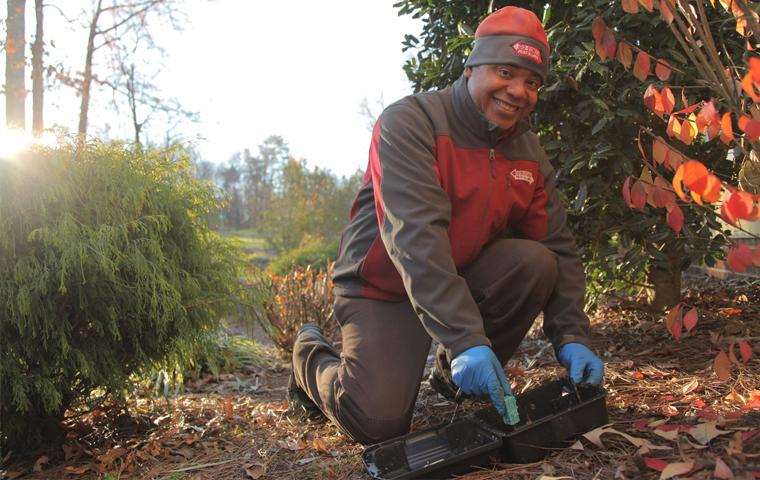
left=267, top=238, right=339, bottom=276
left=259, top=158, right=361, bottom=253
left=0, top=141, right=259, bottom=449
left=395, top=0, right=742, bottom=306
left=138, top=329, right=275, bottom=397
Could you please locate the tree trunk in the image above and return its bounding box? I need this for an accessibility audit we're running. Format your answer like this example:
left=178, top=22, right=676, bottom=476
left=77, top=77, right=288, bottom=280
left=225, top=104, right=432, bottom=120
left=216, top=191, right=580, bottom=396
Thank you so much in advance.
left=648, top=247, right=682, bottom=311
left=78, top=0, right=102, bottom=137
left=31, top=0, right=43, bottom=136
left=5, top=0, right=26, bottom=130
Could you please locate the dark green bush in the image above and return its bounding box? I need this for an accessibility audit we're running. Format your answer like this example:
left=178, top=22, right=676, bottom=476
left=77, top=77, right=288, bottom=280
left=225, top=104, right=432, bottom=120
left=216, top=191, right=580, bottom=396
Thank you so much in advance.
left=266, top=238, right=338, bottom=275
left=0, top=142, right=258, bottom=449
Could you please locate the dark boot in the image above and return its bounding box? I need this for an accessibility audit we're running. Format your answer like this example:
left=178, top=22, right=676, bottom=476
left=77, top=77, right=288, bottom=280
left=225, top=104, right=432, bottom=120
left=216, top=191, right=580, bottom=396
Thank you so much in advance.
left=287, top=324, right=327, bottom=420
left=427, top=344, right=461, bottom=400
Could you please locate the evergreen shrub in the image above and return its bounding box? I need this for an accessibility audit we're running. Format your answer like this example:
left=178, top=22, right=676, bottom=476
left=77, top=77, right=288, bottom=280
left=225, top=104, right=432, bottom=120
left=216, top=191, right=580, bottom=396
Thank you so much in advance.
left=0, top=142, right=257, bottom=449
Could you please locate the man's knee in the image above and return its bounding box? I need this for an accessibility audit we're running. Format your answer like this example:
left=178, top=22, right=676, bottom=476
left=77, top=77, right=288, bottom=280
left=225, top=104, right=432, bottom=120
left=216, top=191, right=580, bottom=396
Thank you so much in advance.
left=521, top=241, right=558, bottom=285
left=333, top=391, right=413, bottom=444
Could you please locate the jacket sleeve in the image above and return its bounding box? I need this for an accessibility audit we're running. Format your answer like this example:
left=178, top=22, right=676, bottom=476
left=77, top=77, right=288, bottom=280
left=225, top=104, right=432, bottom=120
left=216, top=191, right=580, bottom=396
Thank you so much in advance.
left=516, top=145, right=591, bottom=352
left=370, top=103, right=490, bottom=359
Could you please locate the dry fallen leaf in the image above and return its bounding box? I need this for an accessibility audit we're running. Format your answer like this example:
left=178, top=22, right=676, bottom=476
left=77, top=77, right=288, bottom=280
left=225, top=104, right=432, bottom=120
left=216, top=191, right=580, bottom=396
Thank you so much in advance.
left=32, top=455, right=48, bottom=473
left=312, top=437, right=329, bottom=452
left=713, top=456, right=734, bottom=479
left=583, top=425, right=670, bottom=454
left=244, top=463, right=266, bottom=479
left=688, top=421, right=731, bottom=444
left=660, top=461, right=694, bottom=479
left=569, top=440, right=584, bottom=450
left=63, top=465, right=91, bottom=475
left=682, top=378, right=699, bottom=395
left=644, top=457, right=668, bottom=472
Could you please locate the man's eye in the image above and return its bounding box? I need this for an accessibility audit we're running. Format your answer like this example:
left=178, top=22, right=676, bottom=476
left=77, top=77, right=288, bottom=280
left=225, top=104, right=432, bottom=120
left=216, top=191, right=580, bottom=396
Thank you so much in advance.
left=527, top=80, right=541, bottom=90
left=497, top=68, right=513, bottom=78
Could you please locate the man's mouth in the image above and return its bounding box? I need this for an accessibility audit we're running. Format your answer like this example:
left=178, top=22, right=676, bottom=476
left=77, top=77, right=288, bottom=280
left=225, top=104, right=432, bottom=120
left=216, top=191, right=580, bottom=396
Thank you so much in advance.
left=493, top=97, right=519, bottom=113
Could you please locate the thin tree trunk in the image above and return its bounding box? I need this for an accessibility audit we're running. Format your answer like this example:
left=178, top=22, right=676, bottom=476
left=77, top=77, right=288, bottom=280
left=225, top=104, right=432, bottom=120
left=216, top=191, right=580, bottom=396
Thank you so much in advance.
left=31, top=0, right=43, bottom=136
left=78, top=0, right=103, bottom=137
left=649, top=247, right=682, bottom=311
left=126, top=64, right=141, bottom=145
left=5, top=0, right=26, bottom=130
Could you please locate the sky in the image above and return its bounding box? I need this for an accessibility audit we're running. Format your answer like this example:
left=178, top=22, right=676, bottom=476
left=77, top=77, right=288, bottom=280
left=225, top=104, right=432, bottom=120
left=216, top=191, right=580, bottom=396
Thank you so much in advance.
left=1, top=0, right=422, bottom=178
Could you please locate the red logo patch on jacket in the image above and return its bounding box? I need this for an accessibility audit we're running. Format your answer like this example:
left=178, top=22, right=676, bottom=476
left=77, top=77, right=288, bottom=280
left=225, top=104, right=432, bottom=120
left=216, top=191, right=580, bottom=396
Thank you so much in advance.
left=511, top=168, right=535, bottom=184
left=512, top=41, right=542, bottom=64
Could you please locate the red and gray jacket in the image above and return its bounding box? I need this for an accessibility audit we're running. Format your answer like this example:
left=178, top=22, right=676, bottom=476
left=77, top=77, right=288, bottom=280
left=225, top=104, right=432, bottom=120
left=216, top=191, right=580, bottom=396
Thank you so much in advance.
left=333, top=75, right=590, bottom=359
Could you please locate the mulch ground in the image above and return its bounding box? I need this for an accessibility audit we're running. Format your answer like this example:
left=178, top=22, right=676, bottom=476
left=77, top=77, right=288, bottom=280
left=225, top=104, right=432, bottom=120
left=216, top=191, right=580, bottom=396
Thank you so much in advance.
left=2, top=274, right=759, bottom=480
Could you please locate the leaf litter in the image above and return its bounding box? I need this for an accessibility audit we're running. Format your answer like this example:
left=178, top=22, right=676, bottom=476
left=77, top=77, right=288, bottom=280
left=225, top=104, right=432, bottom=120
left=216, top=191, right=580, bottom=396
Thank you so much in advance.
left=3, top=274, right=759, bottom=479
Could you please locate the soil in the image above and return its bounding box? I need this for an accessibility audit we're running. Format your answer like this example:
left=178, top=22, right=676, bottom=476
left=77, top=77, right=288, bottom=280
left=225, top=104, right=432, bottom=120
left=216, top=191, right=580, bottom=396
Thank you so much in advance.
left=2, top=273, right=759, bottom=480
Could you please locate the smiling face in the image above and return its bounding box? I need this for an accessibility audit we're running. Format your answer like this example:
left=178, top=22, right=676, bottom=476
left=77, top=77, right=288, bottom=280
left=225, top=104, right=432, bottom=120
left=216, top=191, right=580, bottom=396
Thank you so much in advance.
left=464, top=64, right=542, bottom=130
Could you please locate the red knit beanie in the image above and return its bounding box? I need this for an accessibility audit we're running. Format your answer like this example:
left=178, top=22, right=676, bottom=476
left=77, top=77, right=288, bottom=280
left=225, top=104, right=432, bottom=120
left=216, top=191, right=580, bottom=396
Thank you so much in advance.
left=465, top=6, right=550, bottom=81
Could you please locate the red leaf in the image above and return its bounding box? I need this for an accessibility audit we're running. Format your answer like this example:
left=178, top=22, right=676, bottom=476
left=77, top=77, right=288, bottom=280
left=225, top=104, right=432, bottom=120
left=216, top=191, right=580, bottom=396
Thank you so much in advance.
left=714, top=457, right=734, bottom=480
left=666, top=203, right=684, bottom=234
left=682, top=160, right=710, bottom=194
left=644, top=457, right=669, bottom=472
left=633, top=51, right=652, bottom=82
left=739, top=115, right=760, bottom=140
left=743, top=395, right=760, bottom=410
left=622, top=176, right=633, bottom=208
left=661, top=86, right=675, bottom=113
left=653, top=137, right=669, bottom=165
left=592, top=17, right=607, bottom=44
left=644, top=84, right=662, bottom=114
left=634, top=419, right=650, bottom=430
left=660, top=0, right=675, bottom=24
left=656, top=60, right=672, bottom=81
left=739, top=340, right=753, bottom=363
left=742, top=73, right=760, bottom=102
left=719, top=307, right=742, bottom=316
left=714, top=351, right=731, bottom=381
left=633, top=370, right=646, bottom=379
left=682, top=308, right=698, bottom=332
left=632, top=180, right=647, bottom=210
left=623, top=0, right=640, bottom=14
left=639, top=0, right=654, bottom=12
left=727, top=244, right=753, bottom=272
left=617, top=42, right=633, bottom=69
left=721, top=112, right=734, bottom=143
left=691, top=398, right=706, bottom=408
left=750, top=56, right=760, bottom=83
left=725, top=189, right=755, bottom=220
left=602, top=29, right=617, bottom=61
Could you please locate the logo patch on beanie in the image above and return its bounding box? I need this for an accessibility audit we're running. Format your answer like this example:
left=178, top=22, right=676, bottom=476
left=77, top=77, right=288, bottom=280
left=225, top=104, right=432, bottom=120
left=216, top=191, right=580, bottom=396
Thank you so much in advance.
left=511, top=41, right=542, bottom=64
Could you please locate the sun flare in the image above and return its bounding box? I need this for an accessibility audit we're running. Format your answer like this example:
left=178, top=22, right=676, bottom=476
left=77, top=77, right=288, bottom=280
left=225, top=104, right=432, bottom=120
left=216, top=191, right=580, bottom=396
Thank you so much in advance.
left=0, top=128, right=58, bottom=159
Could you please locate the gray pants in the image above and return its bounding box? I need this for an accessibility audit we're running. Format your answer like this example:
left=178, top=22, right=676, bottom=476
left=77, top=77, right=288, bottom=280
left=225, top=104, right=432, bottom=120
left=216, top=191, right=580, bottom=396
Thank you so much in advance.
left=292, top=238, right=559, bottom=444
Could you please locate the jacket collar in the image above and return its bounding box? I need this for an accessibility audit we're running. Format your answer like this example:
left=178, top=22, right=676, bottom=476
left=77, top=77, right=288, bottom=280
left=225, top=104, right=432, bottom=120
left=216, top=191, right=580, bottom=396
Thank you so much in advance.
left=451, top=74, right=531, bottom=146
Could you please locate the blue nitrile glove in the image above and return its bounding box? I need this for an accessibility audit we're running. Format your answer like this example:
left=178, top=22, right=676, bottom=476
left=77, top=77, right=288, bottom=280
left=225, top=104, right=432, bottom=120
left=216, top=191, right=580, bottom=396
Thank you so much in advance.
left=558, top=343, right=604, bottom=386
left=451, top=345, right=513, bottom=417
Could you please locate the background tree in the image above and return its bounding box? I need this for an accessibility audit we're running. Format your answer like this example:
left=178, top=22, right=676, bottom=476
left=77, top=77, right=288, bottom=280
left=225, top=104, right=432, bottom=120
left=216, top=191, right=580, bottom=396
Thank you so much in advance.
left=75, top=0, right=183, bottom=137
left=4, top=0, right=25, bottom=130
left=395, top=0, right=747, bottom=309
left=244, top=135, right=289, bottom=230
left=31, top=0, right=43, bottom=136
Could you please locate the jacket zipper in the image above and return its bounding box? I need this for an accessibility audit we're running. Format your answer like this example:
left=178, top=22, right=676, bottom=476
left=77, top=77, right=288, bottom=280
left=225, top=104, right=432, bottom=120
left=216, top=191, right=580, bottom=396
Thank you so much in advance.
left=489, top=149, right=496, bottom=178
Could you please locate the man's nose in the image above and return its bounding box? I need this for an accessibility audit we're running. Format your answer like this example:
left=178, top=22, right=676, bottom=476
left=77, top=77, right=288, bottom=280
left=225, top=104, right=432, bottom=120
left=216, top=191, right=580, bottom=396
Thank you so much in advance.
left=505, top=79, right=528, bottom=100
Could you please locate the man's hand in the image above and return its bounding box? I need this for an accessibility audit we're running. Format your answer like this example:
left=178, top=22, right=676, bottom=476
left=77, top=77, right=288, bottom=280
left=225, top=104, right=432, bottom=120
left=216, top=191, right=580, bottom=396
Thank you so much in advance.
left=451, top=345, right=513, bottom=417
left=558, top=343, right=604, bottom=386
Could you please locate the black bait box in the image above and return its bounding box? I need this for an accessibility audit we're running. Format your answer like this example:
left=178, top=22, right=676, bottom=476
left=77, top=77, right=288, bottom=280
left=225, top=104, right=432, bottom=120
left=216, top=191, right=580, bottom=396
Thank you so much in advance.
left=362, top=380, right=607, bottom=480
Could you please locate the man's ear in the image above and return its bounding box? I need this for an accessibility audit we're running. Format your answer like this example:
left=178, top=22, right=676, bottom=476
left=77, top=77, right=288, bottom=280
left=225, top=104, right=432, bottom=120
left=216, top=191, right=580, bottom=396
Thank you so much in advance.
left=464, top=66, right=473, bottom=78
